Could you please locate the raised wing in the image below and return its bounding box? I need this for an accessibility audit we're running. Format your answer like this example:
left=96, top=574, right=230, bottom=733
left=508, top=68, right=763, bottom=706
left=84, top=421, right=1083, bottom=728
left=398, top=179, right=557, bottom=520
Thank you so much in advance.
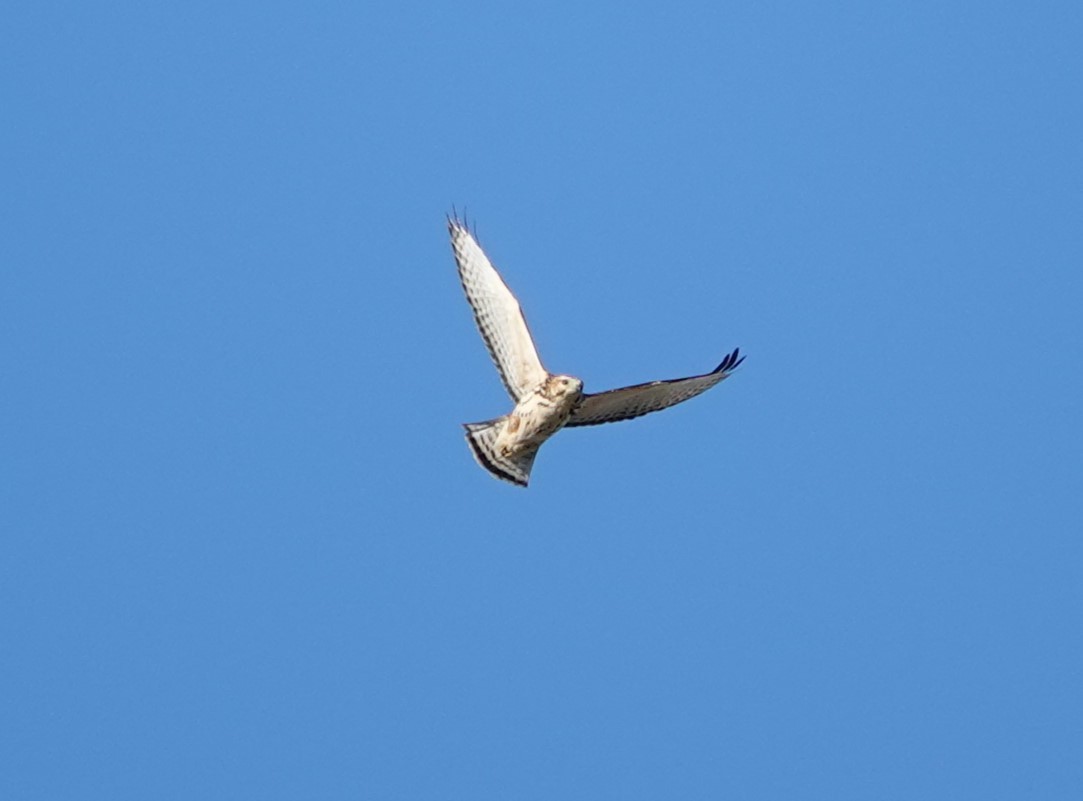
left=567, top=348, right=744, bottom=427
left=449, top=216, right=548, bottom=401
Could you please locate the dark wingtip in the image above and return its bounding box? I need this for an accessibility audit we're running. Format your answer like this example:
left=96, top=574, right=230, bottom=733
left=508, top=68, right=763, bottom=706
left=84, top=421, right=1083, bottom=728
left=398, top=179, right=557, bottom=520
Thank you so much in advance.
left=447, top=207, right=477, bottom=239
left=714, top=347, right=745, bottom=374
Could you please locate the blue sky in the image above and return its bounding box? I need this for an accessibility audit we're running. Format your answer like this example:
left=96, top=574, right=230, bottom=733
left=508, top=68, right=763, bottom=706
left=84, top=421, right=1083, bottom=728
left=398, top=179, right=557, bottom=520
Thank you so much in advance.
left=3, top=2, right=1081, bottom=798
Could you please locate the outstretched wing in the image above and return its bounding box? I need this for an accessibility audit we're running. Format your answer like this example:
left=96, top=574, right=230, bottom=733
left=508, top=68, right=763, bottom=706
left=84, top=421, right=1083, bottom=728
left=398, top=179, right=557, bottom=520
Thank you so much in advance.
left=448, top=216, right=548, bottom=401
left=567, top=348, right=744, bottom=427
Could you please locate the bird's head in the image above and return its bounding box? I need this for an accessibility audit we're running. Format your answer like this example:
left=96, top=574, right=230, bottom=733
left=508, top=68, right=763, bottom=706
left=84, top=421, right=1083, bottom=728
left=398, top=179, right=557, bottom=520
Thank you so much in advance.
left=548, top=374, right=584, bottom=401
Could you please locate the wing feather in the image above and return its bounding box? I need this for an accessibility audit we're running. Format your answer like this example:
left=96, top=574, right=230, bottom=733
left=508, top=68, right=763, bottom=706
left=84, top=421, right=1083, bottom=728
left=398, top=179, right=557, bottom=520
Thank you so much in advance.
left=566, top=348, right=745, bottom=427
left=448, top=217, right=548, bottom=401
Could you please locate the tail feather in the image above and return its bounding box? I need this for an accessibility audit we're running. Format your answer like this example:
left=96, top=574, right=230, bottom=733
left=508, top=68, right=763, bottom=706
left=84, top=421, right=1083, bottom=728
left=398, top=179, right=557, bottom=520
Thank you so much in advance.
left=464, top=419, right=539, bottom=487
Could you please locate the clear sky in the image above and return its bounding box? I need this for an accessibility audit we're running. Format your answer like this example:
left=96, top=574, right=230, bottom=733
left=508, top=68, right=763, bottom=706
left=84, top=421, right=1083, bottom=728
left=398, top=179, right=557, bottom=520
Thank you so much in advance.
left=3, top=2, right=1081, bottom=799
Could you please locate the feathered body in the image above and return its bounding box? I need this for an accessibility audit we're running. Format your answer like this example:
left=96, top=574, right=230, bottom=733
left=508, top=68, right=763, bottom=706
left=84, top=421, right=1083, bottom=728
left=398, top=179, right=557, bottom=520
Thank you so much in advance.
left=464, top=375, right=583, bottom=487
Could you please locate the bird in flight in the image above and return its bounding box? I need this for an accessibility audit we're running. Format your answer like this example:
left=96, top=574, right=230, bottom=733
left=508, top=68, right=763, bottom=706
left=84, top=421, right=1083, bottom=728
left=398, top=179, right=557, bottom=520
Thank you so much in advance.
left=449, top=215, right=744, bottom=487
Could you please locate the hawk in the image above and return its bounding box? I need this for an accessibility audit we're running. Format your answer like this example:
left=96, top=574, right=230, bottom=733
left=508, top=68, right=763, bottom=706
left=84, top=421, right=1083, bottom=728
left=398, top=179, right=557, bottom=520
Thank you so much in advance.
left=449, top=215, right=744, bottom=487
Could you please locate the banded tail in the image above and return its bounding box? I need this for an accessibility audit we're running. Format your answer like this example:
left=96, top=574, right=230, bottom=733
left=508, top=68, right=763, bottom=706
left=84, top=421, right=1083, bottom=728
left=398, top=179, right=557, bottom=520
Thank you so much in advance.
left=463, top=418, right=539, bottom=487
